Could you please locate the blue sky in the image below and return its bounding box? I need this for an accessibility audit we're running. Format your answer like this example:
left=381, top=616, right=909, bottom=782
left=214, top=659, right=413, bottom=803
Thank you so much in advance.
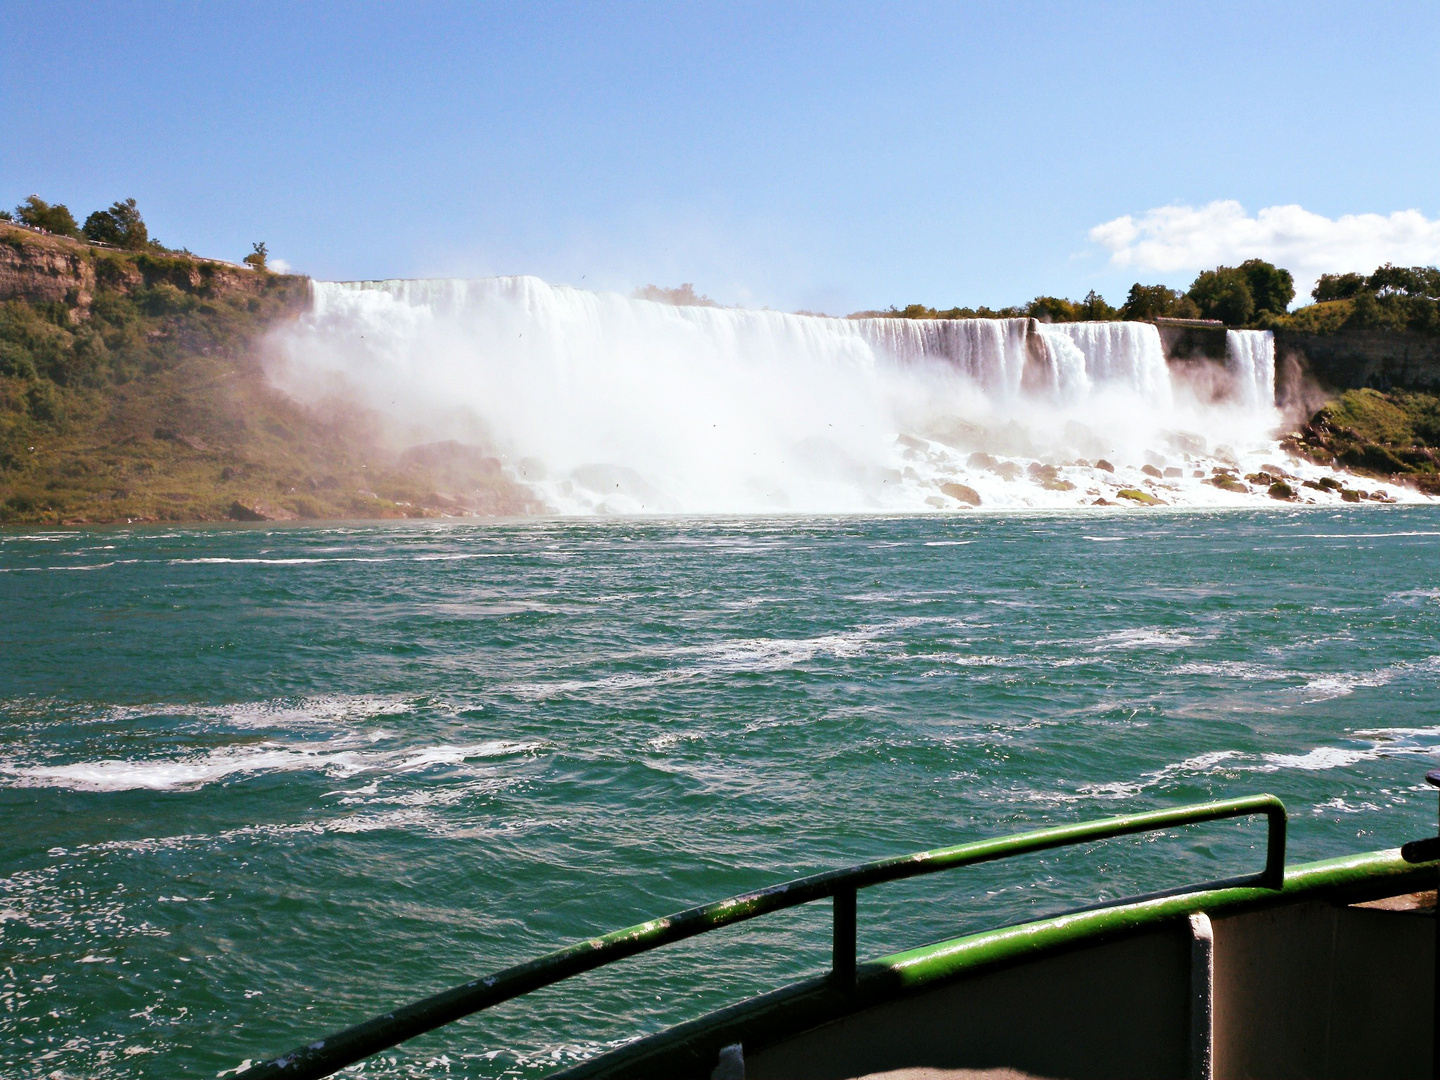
left=5, top=1, right=1439, bottom=312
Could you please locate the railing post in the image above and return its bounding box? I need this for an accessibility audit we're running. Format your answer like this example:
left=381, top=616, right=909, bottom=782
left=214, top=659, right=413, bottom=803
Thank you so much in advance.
left=832, top=887, right=856, bottom=989
left=1262, top=803, right=1287, bottom=889
left=1429, top=770, right=1440, bottom=1080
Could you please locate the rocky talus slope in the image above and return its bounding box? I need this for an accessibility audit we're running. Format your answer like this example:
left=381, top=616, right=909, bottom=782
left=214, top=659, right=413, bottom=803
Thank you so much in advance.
left=1282, top=388, right=1440, bottom=495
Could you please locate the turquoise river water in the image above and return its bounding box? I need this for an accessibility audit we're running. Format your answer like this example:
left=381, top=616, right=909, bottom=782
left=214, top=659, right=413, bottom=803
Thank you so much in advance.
left=4, top=509, right=1440, bottom=1078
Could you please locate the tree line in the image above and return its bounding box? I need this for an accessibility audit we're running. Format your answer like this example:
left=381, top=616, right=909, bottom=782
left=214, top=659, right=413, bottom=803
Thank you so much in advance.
left=878, top=259, right=1295, bottom=326
left=881, top=258, right=1440, bottom=334
left=2, top=194, right=269, bottom=270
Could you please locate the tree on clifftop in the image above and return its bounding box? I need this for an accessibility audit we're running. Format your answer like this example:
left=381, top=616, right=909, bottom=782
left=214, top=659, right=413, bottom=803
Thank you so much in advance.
left=1118, top=283, right=1200, bottom=321
left=1187, top=267, right=1255, bottom=326
left=1366, top=263, right=1440, bottom=299
left=82, top=198, right=150, bottom=249
left=1312, top=272, right=1367, bottom=302
left=1078, top=290, right=1116, bottom=321
left=243, top=242, right=268, bottom=271
left=14, top=196, right=81, bottom=238
left=1239, top=259, right=1294, bottom=315
left=1026, top=296, right=1079, bottom=322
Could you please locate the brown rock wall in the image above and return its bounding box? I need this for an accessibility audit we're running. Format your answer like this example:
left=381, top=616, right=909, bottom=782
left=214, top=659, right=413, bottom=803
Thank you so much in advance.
left=0, top=223, right=272, bottom=317
left=0, top=225, right=95, bottom=312
left=1275, top=329, right=1440, bottom=397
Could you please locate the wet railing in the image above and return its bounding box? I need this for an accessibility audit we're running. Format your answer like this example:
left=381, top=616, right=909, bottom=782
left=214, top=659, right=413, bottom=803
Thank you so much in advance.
left=245, top=794, right=1286, bottom=1078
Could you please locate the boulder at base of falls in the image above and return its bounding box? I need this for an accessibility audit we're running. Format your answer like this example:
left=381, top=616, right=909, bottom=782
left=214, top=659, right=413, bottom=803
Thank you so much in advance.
left=1117, top=489, right=1164, bottom=505
left=1092, top=497, right=1114, bottom=506
left=966, top=452, right=998, bottom=469
left=1268, top=481, right=1297, bottom=500
left=1141, top=464, right=1163, bottom=478
left=940, top=482, right=981, bottom=506
left=1041, top=479, right=1076, bottom=491
left=228, top=501, right=270, bottom=521
left=228, top=500, right=300, bottom=521
left=1095, top=459, right=1115, bottom=473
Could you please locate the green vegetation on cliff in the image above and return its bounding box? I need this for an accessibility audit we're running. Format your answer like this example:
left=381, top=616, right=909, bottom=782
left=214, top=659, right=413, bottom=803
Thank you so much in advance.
left=1283, top=265, right=1440, bottom=335
left=1285, top=388, right=1440, bottom=493
left=0, top=220, right=536, bottom=524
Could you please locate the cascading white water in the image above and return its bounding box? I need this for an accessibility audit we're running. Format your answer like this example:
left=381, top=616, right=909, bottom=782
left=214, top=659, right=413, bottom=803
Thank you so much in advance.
left=1225, top=329, right=1276, bottom=410
left=271, top=276, right=1299, bottom=513
left=1039, top=322, right=1172, bottom=407
left=853, top=316, right=1033, bottom=400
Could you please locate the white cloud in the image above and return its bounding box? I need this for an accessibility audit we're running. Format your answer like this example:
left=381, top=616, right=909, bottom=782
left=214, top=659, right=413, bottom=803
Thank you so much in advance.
left=268, top=257, right=292, bottom=274
left=1090, top=200, right=1440, bottom=303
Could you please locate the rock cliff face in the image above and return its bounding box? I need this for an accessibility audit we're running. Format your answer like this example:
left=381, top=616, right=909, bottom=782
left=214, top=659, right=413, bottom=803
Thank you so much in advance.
left=1274, top=329, right=1440, bottom=396
left=1148, top=307, right=1440, bottom=402
left=0, top=223, right=272, bottom=318
left=1156, top=320, right=1227, bottom=363
left=0, top=226, right=96, bottom=312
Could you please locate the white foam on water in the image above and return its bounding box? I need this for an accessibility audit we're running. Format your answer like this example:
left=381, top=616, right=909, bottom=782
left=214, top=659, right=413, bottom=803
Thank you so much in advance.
left=1299, top=531, right=1440, bottom=539
left=169, top=556, right=391, bottom=565
left=1261, top=746, right=1375, bottom=771
left=0, top=737, right=542, bottom=793
left=1069, top=710, right=1440, bottom=803
left=1094, top=628, right=1196, bottom=650
left=1074, top=749, right=1245, bottom=800
left=20, top=693, right=424, bottom=733
left=264, top=276, right=1380, bottom=515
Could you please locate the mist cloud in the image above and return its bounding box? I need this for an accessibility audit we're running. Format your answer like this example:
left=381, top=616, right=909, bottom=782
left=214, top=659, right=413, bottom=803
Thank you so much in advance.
left=1090, top=201, right=1440, bottom=302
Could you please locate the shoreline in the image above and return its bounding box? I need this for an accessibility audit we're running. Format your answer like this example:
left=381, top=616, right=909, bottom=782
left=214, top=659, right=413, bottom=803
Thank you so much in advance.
left=4, top=498, right=1435, bottom=536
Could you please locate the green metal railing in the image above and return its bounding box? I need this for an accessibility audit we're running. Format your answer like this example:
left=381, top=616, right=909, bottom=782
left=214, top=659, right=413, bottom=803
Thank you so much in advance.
left=244, top=794, right=1285, bottom=1079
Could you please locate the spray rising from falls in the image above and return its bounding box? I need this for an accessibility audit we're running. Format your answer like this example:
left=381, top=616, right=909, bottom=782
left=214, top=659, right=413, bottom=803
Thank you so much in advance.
left=270, top=276, right=1322, bottom=513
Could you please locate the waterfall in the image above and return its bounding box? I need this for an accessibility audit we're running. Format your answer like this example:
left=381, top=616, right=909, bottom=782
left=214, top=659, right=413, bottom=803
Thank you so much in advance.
left=274, top=276, right=1287, bottom=514
left=1225, top=329, right=1276, bottom=409
left=1040, top=322, right=1172, bottom=407
left=854, top=316, right=1033, bottom=400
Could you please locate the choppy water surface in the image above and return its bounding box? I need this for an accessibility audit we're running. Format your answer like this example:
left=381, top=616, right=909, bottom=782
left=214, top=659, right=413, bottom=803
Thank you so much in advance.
left=4, top=510, right=1440, bottom=1077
